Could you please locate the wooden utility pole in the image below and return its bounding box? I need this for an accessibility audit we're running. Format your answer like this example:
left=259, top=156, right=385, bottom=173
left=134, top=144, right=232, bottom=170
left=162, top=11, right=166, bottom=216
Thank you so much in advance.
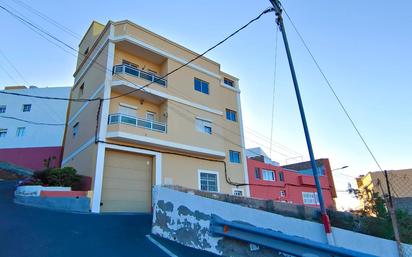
left=384, top=170, right=404, bottom=257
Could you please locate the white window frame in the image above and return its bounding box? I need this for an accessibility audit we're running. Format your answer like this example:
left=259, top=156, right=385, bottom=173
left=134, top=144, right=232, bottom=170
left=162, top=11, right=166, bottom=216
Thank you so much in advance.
left=262, top=169, right=275, bottom=181
left=22, top=104, right=32, bottom=112
left=16, top=127, right=25, bottom=137
left=119, top=103, right=137, bottom=116
left=0, top=105, right=6, bottom=113
left=229, top=150, right=241, bottom=163
left=232, top=188, right=244, bottom=196
left=79, top=83, right=85, bottom=97
left=0, top=128, right=7, bottom=138
left=225, top=109, right=237, bottom=122
left=198, top=169, right=220, bottom=192
left=146, top=111, right=156, bottom=121
left=302, top=192, right=320, bottom=205
left=72, top=122, right=79, bottom=138
left=195, top=117, right=212, bottom=135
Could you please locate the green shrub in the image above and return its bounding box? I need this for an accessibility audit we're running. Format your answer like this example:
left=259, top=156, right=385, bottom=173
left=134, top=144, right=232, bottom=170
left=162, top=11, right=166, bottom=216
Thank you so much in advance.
left=33, top=167, right=80, bottom=187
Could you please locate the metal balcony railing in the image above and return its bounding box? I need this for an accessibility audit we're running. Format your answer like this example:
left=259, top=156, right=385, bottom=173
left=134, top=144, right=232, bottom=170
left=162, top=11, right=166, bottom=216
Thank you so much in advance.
left=108, top=113, right=167, bottom=133
left=113, top=64, right=167, bottom=87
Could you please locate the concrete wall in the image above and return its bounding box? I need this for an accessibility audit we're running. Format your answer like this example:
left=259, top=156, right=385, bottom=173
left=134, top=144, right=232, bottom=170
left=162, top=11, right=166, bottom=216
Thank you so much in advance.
left=152, top=186, right=411, bottom=257
left=0, top=146, right=62, bottom=170
left=0, top=87, right=70, bottom=149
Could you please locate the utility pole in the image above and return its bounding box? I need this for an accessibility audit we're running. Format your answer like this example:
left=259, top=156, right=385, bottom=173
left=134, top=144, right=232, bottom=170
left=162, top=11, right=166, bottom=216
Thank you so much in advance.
left=268, top=0, right=335, bottom=245
left=384, top=170, right=404, bottom=257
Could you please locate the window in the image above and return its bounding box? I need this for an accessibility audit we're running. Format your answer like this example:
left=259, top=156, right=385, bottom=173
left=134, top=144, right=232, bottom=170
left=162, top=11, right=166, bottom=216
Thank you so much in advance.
left=224, top=78, right=234, bottom=87
left=122, top=60, right=138, bottom=68
left=199, top=171, right=218, bottom=192
left=119, top=104, right=137, bottom=116
left=16, top=127, right=25, bottom=137
left=0, top=105, right=6, bottom=113
left=146, top=111, right=155, bottom=121
left=229, top=150, right=240, bottom=163
left=279, top=171, right=284, bottom=182
left=72, top=122, right=79, bottom=138
left=0, top=129, right=7, bottom=138
left=280, top=190, right=286, bottom=197
left=79, top=83, right=85, bottom=97
left=254, top=167, right=261, bottom=179
left=302, top=192, right=320, bottom=205
left=22, top=104, right=31, bottom=112
left=225, top=109, right=237, bottom=122
left=84, top=47, right=89, bottom=56
left=262, top=169, right=275, bottom=181
left=148, top=69, right=158, bottom=75
left=233, top=189, right=243, bottom=196
left=195, top=118, right=212, bottom=135
left=194, top=78, right=209, bottom=94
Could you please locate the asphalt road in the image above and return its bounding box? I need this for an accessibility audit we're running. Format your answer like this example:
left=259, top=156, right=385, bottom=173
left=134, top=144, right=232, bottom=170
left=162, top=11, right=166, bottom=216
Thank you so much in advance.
left=0, top=181, right=217, bottom=257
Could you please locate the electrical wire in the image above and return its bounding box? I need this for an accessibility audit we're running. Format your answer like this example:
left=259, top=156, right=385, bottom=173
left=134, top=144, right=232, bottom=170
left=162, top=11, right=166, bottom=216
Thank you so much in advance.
left=0, top=63, right=18, bottom=84
left=280, top=5, right=384, bottom=173
left=269, top=26, right=279, bottom=160
left=0, top=4, right=274, bottom=103
left=10, top=0, right=81, bottom=39
left=0, top=115, right=65, bottom=126
left=0, top=48, right=29, bottom=84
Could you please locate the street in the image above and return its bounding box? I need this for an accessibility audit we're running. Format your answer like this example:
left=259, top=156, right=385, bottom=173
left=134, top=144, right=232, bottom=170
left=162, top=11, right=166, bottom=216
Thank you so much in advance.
left=0, top=181, right=217, bottom=257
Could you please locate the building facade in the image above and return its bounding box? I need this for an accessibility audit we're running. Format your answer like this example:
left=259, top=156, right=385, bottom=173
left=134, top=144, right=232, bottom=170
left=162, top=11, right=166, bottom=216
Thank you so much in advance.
left=356, top=169, right=412, bottom=213
left=62, top=20, right=249, bottom=213
left=0, top=86, right=70, bottom=170
left=246, top=149, right=336, bottom=209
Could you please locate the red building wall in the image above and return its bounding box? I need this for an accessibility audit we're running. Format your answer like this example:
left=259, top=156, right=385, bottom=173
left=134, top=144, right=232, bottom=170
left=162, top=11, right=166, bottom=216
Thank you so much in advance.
left=247, top=158, right=336, bottom=209
left=0, top=146, right=63, bottom=171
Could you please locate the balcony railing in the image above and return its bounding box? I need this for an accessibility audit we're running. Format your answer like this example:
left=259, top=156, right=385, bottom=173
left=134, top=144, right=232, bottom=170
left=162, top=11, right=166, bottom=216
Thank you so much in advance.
left=108, top=113, right=167, bottom=133
left=113, top=64, right=167, bottom=87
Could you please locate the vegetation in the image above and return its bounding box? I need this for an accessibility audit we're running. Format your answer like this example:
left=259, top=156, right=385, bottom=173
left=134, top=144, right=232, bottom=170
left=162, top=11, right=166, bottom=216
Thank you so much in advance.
left=20, top=167, right=80, bottom=187
left=343, top=186, right=412, bottom=244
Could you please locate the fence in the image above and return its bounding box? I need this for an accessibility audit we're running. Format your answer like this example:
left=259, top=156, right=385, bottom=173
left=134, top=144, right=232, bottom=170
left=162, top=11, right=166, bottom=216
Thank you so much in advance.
left=356, top=170, right=412, bottom=257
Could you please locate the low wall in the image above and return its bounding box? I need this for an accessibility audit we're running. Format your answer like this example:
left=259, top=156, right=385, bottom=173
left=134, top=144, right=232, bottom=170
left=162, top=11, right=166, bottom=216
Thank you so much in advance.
left=152, top=186, right=411, bottom=257
left=15, top=185, right=71, bottom=197
left=14, top=195, right=90, bottom=213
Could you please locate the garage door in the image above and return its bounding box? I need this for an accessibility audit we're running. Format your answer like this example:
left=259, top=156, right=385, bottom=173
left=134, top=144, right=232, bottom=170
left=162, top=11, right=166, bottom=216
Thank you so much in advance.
left=101, top=149, right=152, bottom=212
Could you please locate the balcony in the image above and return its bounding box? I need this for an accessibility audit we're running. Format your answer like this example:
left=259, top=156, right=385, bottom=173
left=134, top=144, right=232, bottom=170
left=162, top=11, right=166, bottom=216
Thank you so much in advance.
left=108, top=113, right=167, bottom=133
left=113, top=64, right=167, bottom=87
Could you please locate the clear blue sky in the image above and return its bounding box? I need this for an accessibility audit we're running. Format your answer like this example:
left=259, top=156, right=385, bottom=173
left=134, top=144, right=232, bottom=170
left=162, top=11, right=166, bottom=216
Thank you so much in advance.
left=1, top=0, right=411, bottom=209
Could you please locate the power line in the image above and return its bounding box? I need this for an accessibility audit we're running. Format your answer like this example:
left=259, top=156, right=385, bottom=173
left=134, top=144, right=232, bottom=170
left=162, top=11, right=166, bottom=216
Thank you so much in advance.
left=0, top=63, right=18, bottom=84
left=0, top=115, right=65, bottom=126
left=269, top=26, right=279, bottom=160
left=106, top=7, right=275, bottom=101
left=10, top=0, right=81, bottom=39
left=280, top=5, right=384, bottom=173
left=0, top=4, right=274, bottom=103
left=244, top=127, right=302, bottom=157
left=0, top=48, right=29, bottom=84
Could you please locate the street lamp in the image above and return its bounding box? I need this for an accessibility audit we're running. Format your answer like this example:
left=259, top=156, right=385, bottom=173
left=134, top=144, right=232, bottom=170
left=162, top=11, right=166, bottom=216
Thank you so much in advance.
left=332, top=166, right=349, bottom=171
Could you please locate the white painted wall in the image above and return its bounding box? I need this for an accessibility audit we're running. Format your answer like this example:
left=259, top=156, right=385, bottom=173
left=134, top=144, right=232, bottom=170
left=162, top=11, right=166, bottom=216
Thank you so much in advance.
left=152, top=186, right=412, bottom=257
left=0, top=87, right=70, bottom=149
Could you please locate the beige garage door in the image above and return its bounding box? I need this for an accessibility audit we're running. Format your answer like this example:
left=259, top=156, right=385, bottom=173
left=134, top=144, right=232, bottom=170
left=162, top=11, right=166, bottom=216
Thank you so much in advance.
left=101, top=149, right=152, bottom=212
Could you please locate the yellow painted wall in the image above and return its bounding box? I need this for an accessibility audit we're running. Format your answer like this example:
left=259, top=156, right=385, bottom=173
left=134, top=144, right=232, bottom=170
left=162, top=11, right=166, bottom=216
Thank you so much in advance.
left=77, top=21, right=105, bottom=69
left=113, top=48, right=163, bottom=75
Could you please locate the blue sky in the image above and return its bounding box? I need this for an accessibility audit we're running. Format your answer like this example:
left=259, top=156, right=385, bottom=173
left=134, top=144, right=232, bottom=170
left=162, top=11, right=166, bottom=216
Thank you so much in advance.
left=1, top=0, right=411, bottom=209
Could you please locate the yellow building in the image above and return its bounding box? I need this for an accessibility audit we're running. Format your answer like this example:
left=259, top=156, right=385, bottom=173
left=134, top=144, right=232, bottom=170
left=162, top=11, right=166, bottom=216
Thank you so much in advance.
left=61, top=20, right=249, bottom=213
left=356, top=169, right=412, bottom=210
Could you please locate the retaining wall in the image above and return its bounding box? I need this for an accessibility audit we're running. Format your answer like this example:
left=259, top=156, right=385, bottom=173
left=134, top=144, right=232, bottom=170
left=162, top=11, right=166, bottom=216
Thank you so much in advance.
left=152, top=186, right=411, bottom=257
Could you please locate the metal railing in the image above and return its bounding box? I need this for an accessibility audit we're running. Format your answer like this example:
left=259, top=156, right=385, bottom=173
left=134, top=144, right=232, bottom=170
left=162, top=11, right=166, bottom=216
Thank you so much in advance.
left=113, top=64, right=167, bottom=87
left=108, top=113, right=167, bottom=133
